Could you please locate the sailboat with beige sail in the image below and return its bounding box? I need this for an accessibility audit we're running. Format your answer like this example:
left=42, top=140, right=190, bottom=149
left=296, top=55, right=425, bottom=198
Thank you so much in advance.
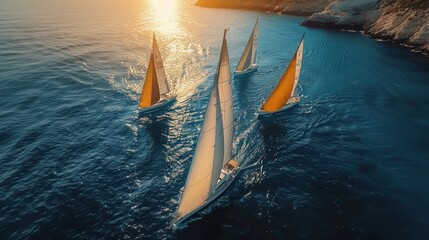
left=234, top=17, right=259, bottom=75
left=258, top=34, right=304, bottom=116
left=173, top=30, right=239, bottom=228
left=138, top=33, right=175, bottom=113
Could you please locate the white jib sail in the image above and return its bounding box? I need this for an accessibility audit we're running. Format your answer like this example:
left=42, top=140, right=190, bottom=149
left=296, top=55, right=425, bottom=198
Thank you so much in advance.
left=217, top=31, right=234, bottom=166
left=176, top=68, right=225, bottom=220
left=236, top=17, right=258, bottom=72
left=291, top=36, right=304, bottom=97
left=152, top=33, right=170, bottom=95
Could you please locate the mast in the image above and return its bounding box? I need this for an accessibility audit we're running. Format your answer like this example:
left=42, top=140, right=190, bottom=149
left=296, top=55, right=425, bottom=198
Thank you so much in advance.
left=176, top=31, right=229, bottom=220
left=152, top=33, right=170, bottom=96
left=138, top=54, right=160, bottom=108
left=261, top=34, right=304, bottom=112
left=236, top=17, right=258, bottom=71
left=217, top=29, right=234, bottom=166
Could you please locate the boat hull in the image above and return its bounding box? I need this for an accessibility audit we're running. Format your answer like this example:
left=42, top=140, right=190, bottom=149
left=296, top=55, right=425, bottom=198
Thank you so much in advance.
left=257, top=97, right=300, bottom=117
left=138, top=97, right=175, bottom=114
left=234, top=64, right=257, bottom=76
left=173, top=165, right=239, bottom=229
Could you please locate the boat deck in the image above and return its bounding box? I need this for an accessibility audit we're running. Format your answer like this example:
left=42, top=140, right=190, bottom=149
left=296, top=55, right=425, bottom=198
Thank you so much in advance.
left=287, top=96, right=300, bottom=104
left=218, top=159, right=239, bottom=182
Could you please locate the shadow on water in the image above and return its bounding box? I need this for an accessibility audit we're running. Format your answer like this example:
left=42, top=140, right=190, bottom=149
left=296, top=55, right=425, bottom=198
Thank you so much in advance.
left=138, top=113, right=171, bottom=149
left=233, top=73, right=255, bottom=110
left=120, top=113, right=174, bottom=238
left=259, top=118, right=287, bottom=145
left=258, top=113, right=293, bottom=156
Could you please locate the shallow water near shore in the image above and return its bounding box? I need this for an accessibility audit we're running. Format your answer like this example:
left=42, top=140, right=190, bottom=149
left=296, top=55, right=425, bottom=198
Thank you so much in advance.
left=1, top=0, right=429, bottom=239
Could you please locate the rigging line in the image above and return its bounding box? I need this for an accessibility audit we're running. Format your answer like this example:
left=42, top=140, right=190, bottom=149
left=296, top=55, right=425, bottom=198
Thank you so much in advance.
left=198, top=116, right=223, bottom=134
left=182, top=169, right=214, bottom=189
left=218, top=81, right=231, bottom=85
left=222, top=121, right=233, bottom=129
left=218, top=96, right=232, bottom=103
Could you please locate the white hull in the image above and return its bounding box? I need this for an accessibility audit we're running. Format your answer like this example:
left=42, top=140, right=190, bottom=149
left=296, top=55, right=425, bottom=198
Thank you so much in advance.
left=257, top=97, right=300, bottom=117
left=138, top=97, right=175, bottom=114
left=173, top=164, right=239, bottom=229
left=234, top=64, right=257, bottom=76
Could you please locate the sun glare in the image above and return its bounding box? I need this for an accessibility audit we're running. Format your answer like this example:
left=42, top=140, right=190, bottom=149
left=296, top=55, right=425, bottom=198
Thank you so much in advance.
left=148, top=0, right=180, bottom=36
left=150, top=0, right=176, bottom=23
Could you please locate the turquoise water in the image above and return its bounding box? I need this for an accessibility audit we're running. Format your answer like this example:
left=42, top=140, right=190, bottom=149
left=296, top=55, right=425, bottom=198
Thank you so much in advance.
left=1, top=0, right=429, bottom=239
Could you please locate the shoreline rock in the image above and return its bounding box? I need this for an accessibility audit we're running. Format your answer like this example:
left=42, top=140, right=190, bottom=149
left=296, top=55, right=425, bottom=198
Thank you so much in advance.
left=195, top=0, right=331, bottom=16
left=195, top=0, right=429, bottom=55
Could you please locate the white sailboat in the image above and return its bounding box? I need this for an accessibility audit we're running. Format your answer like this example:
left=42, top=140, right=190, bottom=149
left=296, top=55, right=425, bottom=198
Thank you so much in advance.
left=234, top=17, right=259, bottom=75
left=138, top=33, right=175, bottom=113
left=173, top=30, right=239, bottom=228
left=258, top=34, right=304, bottom=116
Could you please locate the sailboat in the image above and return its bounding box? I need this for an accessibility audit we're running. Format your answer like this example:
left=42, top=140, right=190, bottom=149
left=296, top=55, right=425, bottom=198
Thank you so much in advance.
left=234, top=17, right=259, bottom=75
left=138, top=33, right=175, bottom=113
left=173, top=30, right=238, bottom=228
left=258, top=34, right=304, bottom=116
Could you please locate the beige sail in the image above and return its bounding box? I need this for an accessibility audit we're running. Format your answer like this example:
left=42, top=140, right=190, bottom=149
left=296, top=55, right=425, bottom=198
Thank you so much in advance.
left=291, top=37, right=304, bottom=97
left=138, top=54, right=160, bottom=108
left=236, top=35, right=253, bottom=72
left=217, top=30, right=234, bottom=166
left=250, top=17, right=259, bottom=65
left=261, top=36, right=304, bottom=112
left=236, top=18, right=258, bottom=72
left=176, top=69, right=224, bottom=220
left=152, top=33, right=170, bottom=95
left=176, top=30, right=231, bottom=221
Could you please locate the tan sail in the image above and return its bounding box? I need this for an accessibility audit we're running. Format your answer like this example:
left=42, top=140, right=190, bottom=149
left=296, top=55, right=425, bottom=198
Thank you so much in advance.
left=236, top=35, right=253, bottom=72
left=291, top=36, right=304, bottom=97
left=217, top=30, right=234, bottom=166
left=153, top=33, right=170, bottom=95
left=250, top=17, right=259, bottom=65
left=138, top=54, right=160, bottom=108
left=176, top=62, right=224, bottom=220
left=236, top=17, right=258, bottom=72
left=261, top=36, right=304, bottom=112
left=176, top=30, right=231, bottom=222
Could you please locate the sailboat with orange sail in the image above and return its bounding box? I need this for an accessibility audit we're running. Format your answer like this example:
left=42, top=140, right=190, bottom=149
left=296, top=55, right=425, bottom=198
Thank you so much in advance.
left=258, top=34, right=304, bottom=116
left=138, top=33, right=175, bottom=113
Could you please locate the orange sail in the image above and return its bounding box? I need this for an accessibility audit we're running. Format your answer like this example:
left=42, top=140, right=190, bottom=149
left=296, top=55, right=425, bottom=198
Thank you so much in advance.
left=261, top=36, right=304, bottom=112
left=261, top=54, right=297, bottom=112
left=138, top=54, right=160, bottom=108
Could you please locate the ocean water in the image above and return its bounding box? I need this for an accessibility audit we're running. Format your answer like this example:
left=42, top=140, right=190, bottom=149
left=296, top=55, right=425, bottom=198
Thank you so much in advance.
left=1, top=0, right=429, bottom=239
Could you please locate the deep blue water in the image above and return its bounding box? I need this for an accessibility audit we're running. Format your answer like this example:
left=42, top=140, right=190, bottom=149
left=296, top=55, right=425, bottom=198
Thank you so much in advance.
left=1, top=0, right=429, bottom=239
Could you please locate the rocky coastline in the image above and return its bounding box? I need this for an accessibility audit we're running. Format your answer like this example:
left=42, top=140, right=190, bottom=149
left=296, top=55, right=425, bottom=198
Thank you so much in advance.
left=195, top=0, right=429, bottom=55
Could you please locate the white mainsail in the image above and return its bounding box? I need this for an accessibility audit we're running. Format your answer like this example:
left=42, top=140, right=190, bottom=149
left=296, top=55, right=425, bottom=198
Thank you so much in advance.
left=217, top=31, right=234, bottom=166
left=236, top=17, right=259, bottom=72
left=152, top=33, right=170, bottom=95
left=176, top=81, right=224, bottom=219
left=291, top=36, right=304, bottom=97
left=176, top=44, right=227, bottom=221
left=176, top=30, right=233, bottom=222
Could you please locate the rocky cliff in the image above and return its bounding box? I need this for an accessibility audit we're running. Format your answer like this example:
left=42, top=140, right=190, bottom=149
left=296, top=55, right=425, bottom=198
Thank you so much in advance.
left=195, top=0, right=429, bottom=54
left=195, top=0, right=333, bottom=16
